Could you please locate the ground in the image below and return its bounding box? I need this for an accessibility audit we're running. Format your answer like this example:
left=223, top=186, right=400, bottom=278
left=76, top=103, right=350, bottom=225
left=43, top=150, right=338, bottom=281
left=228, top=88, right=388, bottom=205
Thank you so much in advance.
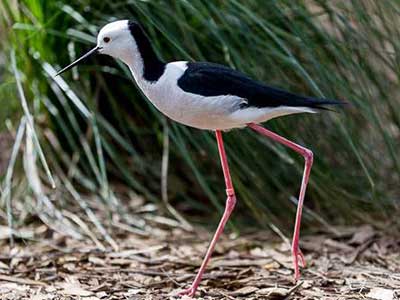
left=0, top=223, right=399, bottom=300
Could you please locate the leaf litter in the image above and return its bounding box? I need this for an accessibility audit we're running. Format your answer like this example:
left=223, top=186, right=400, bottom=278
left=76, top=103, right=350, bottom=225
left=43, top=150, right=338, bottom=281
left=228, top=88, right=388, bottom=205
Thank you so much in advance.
left=0, top=221, right=399, bottom=299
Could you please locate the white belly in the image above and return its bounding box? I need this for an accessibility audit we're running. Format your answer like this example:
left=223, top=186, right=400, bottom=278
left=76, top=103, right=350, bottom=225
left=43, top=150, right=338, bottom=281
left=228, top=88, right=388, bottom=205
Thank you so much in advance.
left=146, top=91, right=245, bottom=130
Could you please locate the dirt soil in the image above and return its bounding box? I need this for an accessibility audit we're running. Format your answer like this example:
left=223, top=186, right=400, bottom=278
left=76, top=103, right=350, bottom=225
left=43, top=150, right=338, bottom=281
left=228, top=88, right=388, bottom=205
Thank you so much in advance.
left=0, top=223, right=399, bottom=299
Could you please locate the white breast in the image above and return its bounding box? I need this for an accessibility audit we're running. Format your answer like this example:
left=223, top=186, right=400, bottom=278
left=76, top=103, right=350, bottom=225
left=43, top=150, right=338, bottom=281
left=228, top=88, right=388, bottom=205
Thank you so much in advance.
left=133, top=61, right=246, bottom=130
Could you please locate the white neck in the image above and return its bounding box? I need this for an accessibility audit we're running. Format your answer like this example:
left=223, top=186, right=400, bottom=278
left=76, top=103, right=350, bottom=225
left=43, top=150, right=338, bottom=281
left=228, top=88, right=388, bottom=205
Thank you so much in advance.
left=118, top=41, right=146, bottom=84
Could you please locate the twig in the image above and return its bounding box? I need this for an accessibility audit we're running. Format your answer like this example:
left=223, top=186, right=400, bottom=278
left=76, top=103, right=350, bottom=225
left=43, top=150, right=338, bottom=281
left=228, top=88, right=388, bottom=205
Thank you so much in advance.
left=283, top=281, right=304, bottom=300
left=161, top=119, right=193, bottom=231
left=160, top=267, right=182, bottom=287
left=269, top=222, right=291, bottom=248
left=0, top=274, right=46, bottom=286
left=344, top=239, right=376, bottom=265
left=290, top=196, right=340, bottom=236
left=217, top=290, right=236, bottom=300
left=111, top=220, right=149, bottom=237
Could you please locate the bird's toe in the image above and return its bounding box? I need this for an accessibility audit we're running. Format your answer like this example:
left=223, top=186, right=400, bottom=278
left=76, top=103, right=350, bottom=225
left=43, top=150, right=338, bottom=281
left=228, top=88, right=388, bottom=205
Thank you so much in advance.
left=292, top=247, right=306, bottom=281
left=177, top=286, right=196, bottom=298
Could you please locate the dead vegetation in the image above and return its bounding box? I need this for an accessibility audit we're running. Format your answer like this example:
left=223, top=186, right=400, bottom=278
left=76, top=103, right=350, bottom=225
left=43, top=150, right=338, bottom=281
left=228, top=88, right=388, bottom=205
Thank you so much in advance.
left=0, top=222, right=398, bottom=299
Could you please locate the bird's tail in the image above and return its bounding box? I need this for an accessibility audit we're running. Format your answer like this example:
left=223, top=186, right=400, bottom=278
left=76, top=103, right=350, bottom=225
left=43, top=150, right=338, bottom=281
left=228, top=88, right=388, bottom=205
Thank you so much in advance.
left=306, top=98, right=348, bottom=112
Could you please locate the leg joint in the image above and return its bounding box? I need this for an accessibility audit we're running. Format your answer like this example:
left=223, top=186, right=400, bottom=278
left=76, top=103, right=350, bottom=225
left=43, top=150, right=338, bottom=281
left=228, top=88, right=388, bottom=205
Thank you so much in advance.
left=226, top=188, right=235, bottom=197
left=304, top=149, right=313, bottom=163
left=226, top=194, right=236, bottom=211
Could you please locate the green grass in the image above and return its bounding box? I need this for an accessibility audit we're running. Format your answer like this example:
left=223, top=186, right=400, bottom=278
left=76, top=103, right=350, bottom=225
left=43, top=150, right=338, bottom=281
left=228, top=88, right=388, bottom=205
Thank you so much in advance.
left=1, top=0, right=399, bottom=235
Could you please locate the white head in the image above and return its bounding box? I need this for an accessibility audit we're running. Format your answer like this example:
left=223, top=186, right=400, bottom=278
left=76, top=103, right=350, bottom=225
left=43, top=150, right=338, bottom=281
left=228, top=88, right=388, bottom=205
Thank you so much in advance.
left=56, top=20, right=141, bottom=75
left=97, top=20, right=133, bottom=60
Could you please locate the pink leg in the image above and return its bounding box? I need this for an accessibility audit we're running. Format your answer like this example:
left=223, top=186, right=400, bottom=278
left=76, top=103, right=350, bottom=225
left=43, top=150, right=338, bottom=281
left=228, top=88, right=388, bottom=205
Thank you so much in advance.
left=247, top=123, right=313, bottom=281
left=179, top=130, right=236, bottom=297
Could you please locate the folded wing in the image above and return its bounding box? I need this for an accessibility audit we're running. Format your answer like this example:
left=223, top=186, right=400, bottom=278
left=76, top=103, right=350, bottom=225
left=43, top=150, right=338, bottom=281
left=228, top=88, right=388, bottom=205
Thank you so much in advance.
left=178, top=62, right=342, bottom=109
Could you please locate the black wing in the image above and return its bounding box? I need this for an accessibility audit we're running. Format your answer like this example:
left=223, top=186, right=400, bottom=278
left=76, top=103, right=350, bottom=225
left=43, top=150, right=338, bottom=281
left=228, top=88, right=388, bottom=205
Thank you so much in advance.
left=178, top=62, right=341, bottom=109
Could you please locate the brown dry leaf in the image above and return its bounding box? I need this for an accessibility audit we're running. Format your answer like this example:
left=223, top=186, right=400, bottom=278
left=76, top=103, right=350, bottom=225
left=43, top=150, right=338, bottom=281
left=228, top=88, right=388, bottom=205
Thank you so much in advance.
left=0, top=274, right=46, bottom=286
left=230, top=286, right=259, bottom=296
left=249, top=247, right=269, bottom=257
left=63, top=263, right=77, bottom=272
left=30, top=293, right=47, bottom=300
left=174, top=245, right=196, bottom=258
left=59, top=287, right=93, bottom=297
left=257, top=287, right=289, bottom=298
left=302, top=280, right=314, bottom=289
left=180, top=296, right=194, bottom=300
left=59, top=283, right=93, bottom=296
left=263, top=261, right=280, bottom=270
left=88, top=256, right=107, bottom=266
left=0, top=283, right=30, bottom=293
left=108, top=245, right=164, bottom=258
left=0, top=261, right=9, bottom=269
left=45, top=286, right=57, bottom=293
left=123, top=289, right=142, bottom=296
left=0, top=226, right=35, bottom=240
left=324, top=239, right=355, bottom=252
left=349, top=225, right=375, bottom=245
left=129, top=274, right=153, bottom=285
left=366, top=287, right=394, bottom=300
left=95, top=291, right=108, bottom=298
left=110, top=258, right=132, bottom=266
left=58, top=255, right=79, bottom=264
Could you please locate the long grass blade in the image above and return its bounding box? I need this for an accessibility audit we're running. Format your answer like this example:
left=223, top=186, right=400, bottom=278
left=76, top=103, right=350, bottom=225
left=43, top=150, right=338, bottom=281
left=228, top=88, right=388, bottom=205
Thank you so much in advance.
left=10, top=50, right=56, bottom=188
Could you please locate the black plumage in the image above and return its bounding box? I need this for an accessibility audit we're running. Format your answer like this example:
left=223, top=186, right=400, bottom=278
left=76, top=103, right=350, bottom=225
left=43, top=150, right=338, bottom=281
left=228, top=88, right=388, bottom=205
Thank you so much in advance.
left=128, top=21, right=165, bottom=82
left=178, top=62, right=342, bottom=109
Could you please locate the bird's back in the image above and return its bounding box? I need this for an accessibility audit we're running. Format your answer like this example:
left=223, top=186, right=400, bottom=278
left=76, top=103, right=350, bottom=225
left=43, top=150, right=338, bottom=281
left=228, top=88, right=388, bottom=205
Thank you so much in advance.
left=134, top=61, right=342, bottom=130
left=177, top=62, right=340, bottom=110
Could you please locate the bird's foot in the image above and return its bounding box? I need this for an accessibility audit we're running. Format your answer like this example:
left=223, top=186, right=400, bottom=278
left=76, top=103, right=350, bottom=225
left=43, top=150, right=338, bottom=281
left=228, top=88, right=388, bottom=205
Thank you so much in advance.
left=178, top=285, right=197, bottom=298
left=292, top=246, right=306, bottom=281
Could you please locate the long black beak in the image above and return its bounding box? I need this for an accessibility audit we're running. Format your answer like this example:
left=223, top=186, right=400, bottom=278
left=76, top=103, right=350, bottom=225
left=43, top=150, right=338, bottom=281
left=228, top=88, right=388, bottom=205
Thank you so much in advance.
left=55, top=46, right=100, bottom=76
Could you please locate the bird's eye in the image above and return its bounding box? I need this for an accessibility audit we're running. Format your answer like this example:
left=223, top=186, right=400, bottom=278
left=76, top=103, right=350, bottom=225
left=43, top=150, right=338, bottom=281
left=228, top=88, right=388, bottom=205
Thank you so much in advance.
left=103, top=37, right=111, bottom=43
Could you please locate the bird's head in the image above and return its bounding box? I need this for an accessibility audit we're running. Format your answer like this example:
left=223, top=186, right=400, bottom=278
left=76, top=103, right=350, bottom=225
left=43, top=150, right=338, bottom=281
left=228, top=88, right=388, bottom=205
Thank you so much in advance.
left=56, top=20, right=139, bottom=76
left=97, top=20, right=135, bottom=58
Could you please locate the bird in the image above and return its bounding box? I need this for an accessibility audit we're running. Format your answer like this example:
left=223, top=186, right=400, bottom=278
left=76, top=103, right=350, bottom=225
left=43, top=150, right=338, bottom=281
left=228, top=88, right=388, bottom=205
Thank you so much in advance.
left=56, top=20, right=343, bottom=297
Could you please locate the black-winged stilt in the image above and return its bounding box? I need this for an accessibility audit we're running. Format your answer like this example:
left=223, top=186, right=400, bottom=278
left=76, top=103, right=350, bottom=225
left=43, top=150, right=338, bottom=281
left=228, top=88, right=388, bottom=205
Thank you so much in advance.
left=57, top=20, right=343, bottom=297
